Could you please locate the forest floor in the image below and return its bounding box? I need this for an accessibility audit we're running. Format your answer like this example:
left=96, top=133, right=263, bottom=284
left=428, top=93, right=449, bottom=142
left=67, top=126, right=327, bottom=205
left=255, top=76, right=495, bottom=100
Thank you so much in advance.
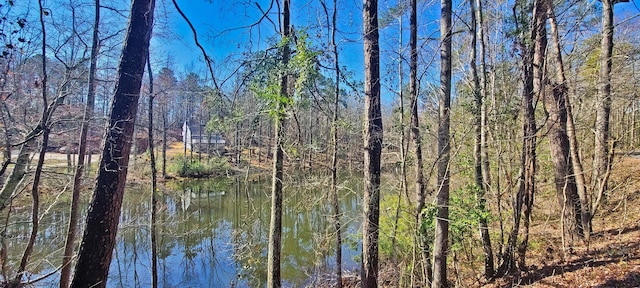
left=480, top=155, right=640, bottom=287
left=335, top=155, right=640, bottom=288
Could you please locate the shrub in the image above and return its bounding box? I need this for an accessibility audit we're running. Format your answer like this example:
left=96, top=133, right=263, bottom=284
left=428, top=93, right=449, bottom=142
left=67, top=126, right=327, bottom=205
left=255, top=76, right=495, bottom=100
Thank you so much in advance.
left=169, top=155, right=229, bottom=178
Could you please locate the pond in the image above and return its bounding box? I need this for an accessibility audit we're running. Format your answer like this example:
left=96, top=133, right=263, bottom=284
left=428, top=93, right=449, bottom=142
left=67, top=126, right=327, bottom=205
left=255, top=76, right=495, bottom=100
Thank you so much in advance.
left=2, top=175, right=363, bottom=287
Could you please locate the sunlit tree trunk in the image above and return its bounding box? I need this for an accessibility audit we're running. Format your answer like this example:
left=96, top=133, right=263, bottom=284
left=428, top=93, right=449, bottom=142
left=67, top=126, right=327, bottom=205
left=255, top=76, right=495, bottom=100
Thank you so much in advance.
left=432, top=0, right=451, bottom=286
left=362, top=0, right=382, bottom=286
left=546, top=5, right=591, bottom=242
left=267, top=0, right=290, bottom=287
left=542, top=0, right=585, bottom=243
left=591, top=0, right=629, bottom=219
left=593, top=0, right=614, bottom=208
left=470, top=0, right=494, bottom=279
left=162, top=103, right=167, bottom=178
left=409, top=0, right=430, bottom=284
left=70, top=0, right=155, bottom=286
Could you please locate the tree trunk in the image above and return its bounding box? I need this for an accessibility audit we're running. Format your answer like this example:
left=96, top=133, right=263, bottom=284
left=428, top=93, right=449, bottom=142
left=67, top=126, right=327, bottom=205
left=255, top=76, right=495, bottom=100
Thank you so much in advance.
left=147, top=53, right=159, bottom=288
left=517, top=2, right=541, bottom=270
left=593, top=0, right=613, bottom=203
left=66, top=142, right=72, bottom=173
left=0, top=137, right=36, bottom=210
left=267, top=0, right=290, bottom=286
left=162, top=104, right=167, bottom=178
left=591, top=0, right=629, bottom=219
left=362, top=0, right=382, bottom=286
left=393, top=14, right=407, bottom=268
left=326, top=0, right=342, bottom=286
left=12, top=131, right=48, bottom=287
left=409, top=0, right=431, bottom=284
left=70, top=0, right=155, bottom=286
left=546, top=5, right=591, bottom=242
left=543, top=0, right=585, bottom=242
left=470, top=0, right=494, bottom=279
left=60, top=1, right=100, bottom=286
left=498, top=0, right=539, bottom=275
left=478, top=0, right=491, bottom=194
left=432, top=0, right=452, bottom=287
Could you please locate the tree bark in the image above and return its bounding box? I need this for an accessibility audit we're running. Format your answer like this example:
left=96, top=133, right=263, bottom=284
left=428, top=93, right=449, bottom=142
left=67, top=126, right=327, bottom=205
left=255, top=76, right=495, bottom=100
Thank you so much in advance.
left=70, top=0, right=155, bottom=287
left=593, top=0, right=613, bottom=204
left=0, top=137, right=36, bottom=210
left=409, top=0, right=431, bottom=284
left=591, top=0, right=629, bottom=219
left=546, top=5, right=591, bottom=241
left=60, top=1, right=100, bottom=287
left=432, top=0, right=452, bottom=286
left=470, top=0, right=494, bottom=279
left=362, top=0, right=382, bottom=286
left=267, top=1, right=290, bottom=287
left=543, top=0, right=585, bottom=242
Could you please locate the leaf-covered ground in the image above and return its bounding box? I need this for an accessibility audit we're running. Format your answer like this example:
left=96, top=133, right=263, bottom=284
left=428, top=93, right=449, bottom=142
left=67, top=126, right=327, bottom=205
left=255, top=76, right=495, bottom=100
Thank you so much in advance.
left=487, top=156, right=640, bottom=288
left=338, top=155, right=640, bottom=288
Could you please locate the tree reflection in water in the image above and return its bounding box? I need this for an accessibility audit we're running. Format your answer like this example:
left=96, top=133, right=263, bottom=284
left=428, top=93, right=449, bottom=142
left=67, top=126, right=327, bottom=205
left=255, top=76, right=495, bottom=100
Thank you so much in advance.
left=1, top=176, right=361, bottom=287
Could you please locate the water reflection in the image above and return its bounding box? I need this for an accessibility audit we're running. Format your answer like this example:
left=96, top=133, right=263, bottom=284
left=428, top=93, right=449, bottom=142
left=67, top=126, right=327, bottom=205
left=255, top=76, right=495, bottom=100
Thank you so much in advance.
left=2, top=176, right=361, bottom=287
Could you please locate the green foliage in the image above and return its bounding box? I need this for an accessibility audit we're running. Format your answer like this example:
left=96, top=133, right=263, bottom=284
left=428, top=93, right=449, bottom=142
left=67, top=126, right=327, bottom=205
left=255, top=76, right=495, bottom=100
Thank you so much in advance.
left=378, top=193, right=414, bottom=260
left=290, top=32, right=321, bottom=93
left=419, top=203, right=437, bottom=251
left=506, top=0, right=534, bottom=42
left=449, top=184, right=491, bottom=252
left=248, top=30, right=320, bottom=120
left=418, top=184, right=491, bottom=253
left=169, top=155, right=230, bottom=178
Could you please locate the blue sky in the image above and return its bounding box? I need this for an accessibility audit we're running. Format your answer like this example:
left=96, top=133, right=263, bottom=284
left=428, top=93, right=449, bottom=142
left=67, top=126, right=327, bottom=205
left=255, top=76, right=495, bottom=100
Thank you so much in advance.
left=151, top=0, right=367, bottom=85
left=150, top=0, right=446, bottom=107
left=151, top=0, right=640, bottom=104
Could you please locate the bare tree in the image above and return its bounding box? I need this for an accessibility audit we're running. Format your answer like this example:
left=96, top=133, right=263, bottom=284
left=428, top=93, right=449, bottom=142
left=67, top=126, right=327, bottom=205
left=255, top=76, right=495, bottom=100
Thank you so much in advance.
left=319, top=0, right=343, bottom=286
left=432, top=0, right=452, bottom=286
left=591, top=0, right=629, bottom=221
left=470, top=0, right=494, bottom=279
left=60, top=1, right=100, bottom=287
left=70, top=0, right=155, bottom=286
left=547, top=1, right=591, bottom=242
left=11, top=1, right=50, bottom=285
left=498, top=0, right=541, bottom=275
left=362, top=0, right=382, bottom=286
